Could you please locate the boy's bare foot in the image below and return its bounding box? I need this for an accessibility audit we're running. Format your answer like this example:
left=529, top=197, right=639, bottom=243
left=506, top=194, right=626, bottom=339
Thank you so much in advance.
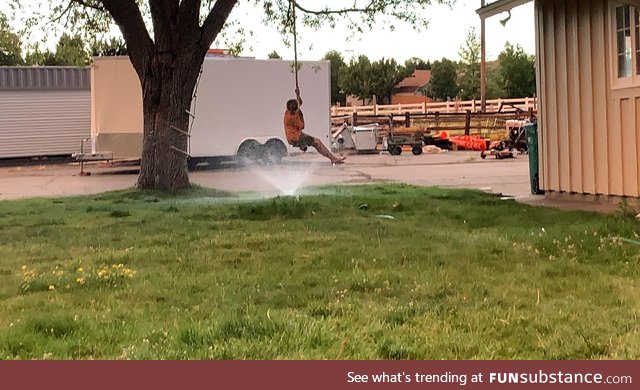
left=332, top=157, right=346, bottom=165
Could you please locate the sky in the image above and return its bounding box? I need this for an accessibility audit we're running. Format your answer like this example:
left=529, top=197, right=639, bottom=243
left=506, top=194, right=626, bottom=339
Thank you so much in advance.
left=226, top=0, right=535, bottom=62
left=1, top=0, right=535, bottom=63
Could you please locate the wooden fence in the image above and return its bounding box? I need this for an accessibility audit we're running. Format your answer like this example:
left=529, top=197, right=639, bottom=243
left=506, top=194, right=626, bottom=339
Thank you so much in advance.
left=330, top=97, right=537, bottom=117
left=331, top=109, right=535, bottom=142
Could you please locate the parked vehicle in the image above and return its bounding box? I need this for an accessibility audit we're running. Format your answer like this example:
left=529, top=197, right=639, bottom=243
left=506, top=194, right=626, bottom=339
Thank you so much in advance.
left=90, top=56, right=331, bottom=168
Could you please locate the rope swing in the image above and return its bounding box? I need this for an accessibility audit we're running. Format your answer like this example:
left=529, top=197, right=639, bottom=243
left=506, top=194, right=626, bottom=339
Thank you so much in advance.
left=290, top=0, right=300, bottom=97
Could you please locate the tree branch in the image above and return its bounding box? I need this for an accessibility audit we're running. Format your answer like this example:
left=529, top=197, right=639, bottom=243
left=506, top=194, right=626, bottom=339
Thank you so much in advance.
left=70, top=0, right=106, bottom=11
left=293, top=0, right=376, bottom=16
left=50, top=0, right=105, bottom=24
left=149, top=0, right=179, bottom=54
left=100, top=0, right=154, bottom=76
left=200, top=0, right=239, bottom=51
left=178, top=0, right=201, bottom=20
left=177, top=0, right=203, bottom=52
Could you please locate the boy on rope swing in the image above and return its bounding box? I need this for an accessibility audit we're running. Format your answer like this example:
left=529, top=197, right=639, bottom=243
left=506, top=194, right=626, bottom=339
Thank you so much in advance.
left=284, top=88, right=346, bottom=165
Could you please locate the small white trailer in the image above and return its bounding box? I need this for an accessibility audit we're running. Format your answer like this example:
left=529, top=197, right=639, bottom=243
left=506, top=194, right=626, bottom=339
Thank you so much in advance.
left=90, top=56, right=331, bottom=168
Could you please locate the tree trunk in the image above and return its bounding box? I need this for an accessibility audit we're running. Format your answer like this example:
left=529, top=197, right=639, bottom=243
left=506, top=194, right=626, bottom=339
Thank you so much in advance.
left=99, top=0, right=238, bottom=191
left=136, top=54, right=202, bottom=190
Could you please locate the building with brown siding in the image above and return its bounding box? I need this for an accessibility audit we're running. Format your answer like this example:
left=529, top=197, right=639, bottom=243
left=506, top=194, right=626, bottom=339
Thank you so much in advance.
left=479, top=0, right=640, bottom=198
left=391, top=70, right=433, bottom=104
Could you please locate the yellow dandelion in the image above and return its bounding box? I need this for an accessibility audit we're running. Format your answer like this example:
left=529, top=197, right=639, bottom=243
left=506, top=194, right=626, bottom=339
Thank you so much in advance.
left=21, top=265, right=27, bottom=271
left=77, top=267, right=84, bottom=273
left=76, top=277, right=85, bottom=285
left=48, top=285, right=55, bottom=291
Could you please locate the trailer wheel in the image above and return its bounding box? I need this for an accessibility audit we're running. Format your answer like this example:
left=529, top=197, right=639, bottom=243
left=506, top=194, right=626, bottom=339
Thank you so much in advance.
left=389, top=145, right=402, bottom=156
left=262, top=139, right=288, bottom=165
left=411, top=145, right=423, bottom=155
left=237, top=140, right=260, bottom=166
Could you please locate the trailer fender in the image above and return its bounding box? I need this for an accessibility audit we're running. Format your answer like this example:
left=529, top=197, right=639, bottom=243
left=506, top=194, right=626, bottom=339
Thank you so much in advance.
left=262, top=138, right=288, bottom=164
left=236, top=137, right=289, bottom=165
left=237, top=139, right=261, bottom=165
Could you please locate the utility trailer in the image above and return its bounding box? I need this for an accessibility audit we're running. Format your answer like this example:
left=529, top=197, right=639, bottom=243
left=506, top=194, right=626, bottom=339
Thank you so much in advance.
left=90, top=56, right=331, bottom=169
left=385, top=133, right=425, bottom=156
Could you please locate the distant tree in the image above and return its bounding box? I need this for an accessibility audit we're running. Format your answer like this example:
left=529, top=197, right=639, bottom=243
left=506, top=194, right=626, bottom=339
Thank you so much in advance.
left=323, top=50, right=346, bottom=105
left=457, top=28, right=481, bottom=100
left=404, top=57, right=430, bottom=74
left=370, top=58, right=409, bottom=104
left=25, top=34, right=89, bottom=66
left=24, top=44, right=58, bottom=66
left=54, top=34, right=89, bottom=66
left=496, top=43, right=536, bottom=98
left=339, top=55, right=373, bottom=105
left=486, top=65, right=504, bottom=99
left=91, top=37, right=128, bottom=56
left=0, top=12, right=23, bottom=65
left=267, top=50, right=281, bottom=59
left=339, top=56, right=411, bottom=104
left=425, top=58, right=458, bottom=100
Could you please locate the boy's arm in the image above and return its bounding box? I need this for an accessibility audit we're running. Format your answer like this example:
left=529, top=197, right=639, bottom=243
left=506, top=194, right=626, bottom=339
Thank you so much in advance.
left=295, top=87, right=303, bottom=106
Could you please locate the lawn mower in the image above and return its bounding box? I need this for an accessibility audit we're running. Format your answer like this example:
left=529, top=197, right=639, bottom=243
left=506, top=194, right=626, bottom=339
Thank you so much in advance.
left=480, top=120, right=528, bottom=160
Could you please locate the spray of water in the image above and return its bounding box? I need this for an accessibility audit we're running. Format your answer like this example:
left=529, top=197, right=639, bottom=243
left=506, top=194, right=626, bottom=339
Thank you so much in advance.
left=253, top=163, right=317, bottom=196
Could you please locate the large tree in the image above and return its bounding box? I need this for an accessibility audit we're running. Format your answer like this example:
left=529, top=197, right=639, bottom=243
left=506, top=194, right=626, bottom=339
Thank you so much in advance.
left=267, top=50, right=282, bottom=59
left=91, top=37, right=128, bottom=57
left=24, top=44, right=60, bottom=66
left=0, top=12, right=23, bottom=66
left=11, top=0, right=451, bottom=190
left=404, top=57, right=431, bottom=74
left=425, top=57, right=458, bottom=101
left=24, top=34, right=89, bottom=66
left=370, top=57, right=409, bottom=104
left=339, top=54, right=373, bottom=105
left=457, top=28, right=480, bottom=100
left=54, top=33, right=90, bottom=66
left=496, top=42, right=536, bottom=98
left=323, top=50, right=346, bottom=106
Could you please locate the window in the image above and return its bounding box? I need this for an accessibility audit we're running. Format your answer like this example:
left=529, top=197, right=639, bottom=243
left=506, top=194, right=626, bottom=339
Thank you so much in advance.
left=616, top=5, right=632, bottom=78
left=611, top=4, right=640, bottom=87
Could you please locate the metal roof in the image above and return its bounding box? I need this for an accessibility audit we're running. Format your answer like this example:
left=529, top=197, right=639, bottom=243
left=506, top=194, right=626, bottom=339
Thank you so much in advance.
left=0, top=67, right=90, bottom=91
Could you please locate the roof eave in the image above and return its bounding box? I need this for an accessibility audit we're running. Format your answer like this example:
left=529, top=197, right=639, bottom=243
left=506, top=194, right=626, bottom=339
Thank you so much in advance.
left=476, top=0, right=533, bottom=20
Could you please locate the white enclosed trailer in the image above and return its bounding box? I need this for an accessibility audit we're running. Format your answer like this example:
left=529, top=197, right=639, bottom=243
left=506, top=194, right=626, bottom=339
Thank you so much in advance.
left=90, top=56, right=331, bottom=167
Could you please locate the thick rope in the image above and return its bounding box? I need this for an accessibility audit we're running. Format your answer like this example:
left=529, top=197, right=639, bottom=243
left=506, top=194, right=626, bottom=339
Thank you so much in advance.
left=291, top=0, right=300, bottom=95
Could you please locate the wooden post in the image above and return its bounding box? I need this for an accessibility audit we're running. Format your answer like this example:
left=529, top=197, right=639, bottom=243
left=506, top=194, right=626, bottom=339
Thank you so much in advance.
left=480, top=0, right=487, bottom=113
left=465, top=110, right=472, bottom=136
left=353, top=112, right=358, bottom=127
left=405, top=112, right=411, bottom=128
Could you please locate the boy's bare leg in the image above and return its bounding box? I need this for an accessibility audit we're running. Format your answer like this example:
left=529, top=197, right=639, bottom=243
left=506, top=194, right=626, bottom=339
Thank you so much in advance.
left=312, top=138, right=346, bottom=164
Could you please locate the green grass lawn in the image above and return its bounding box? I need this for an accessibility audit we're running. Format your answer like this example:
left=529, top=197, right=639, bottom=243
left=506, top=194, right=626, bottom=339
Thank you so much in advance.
left=0, top=184, right=638, bottom=360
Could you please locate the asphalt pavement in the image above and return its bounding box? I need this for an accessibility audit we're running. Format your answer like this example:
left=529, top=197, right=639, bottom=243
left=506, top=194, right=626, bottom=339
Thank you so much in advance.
left=0, top=151, right=532, bottom=201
